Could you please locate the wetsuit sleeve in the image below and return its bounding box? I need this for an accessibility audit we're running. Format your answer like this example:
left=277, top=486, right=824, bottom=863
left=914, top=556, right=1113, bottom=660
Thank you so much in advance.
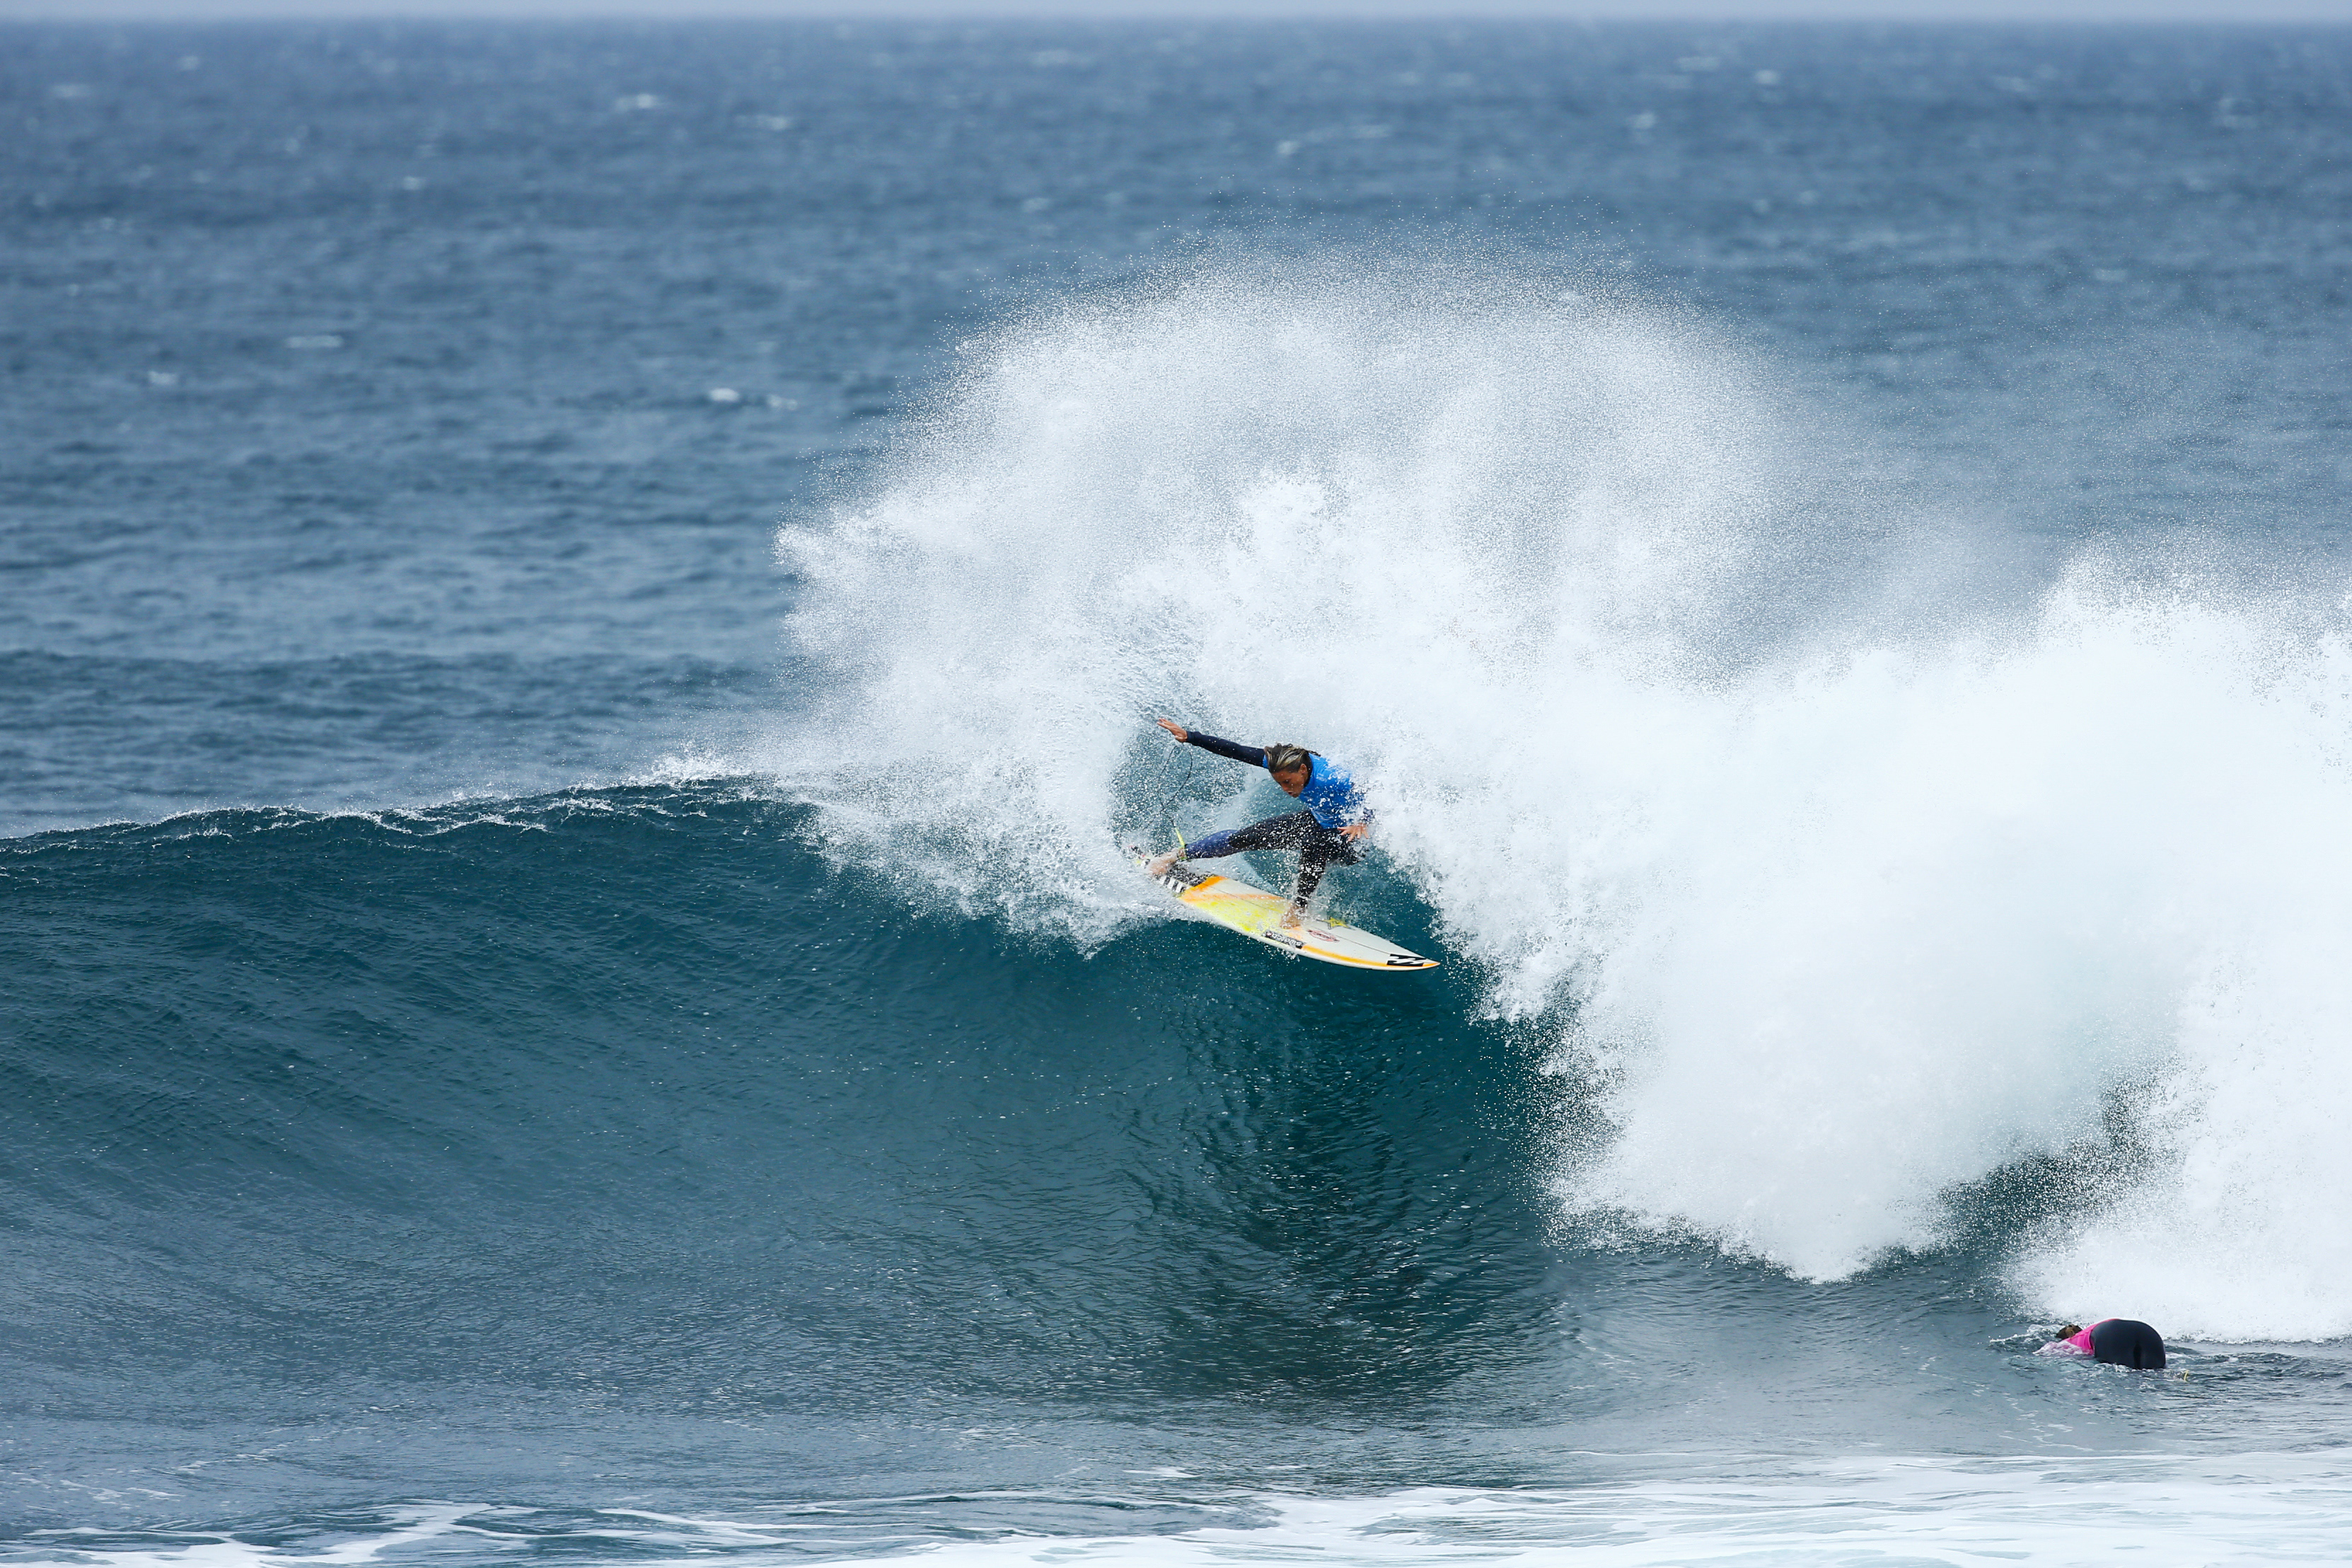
left=1182, top=730, right=1271, bottom=770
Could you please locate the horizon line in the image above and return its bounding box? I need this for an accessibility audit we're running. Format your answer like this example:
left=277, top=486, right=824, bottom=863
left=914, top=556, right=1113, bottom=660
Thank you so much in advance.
left=6, top=3, right=2350, bottom=26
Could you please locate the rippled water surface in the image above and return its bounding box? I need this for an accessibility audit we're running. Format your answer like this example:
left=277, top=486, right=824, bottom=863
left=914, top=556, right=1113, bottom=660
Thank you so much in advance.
left=5, top=20, right=2351, bottom=1566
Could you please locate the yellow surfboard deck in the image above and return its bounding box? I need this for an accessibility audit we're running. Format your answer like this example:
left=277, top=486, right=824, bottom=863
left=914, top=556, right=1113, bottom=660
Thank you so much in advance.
left=1137, top=852, right=1439, bottom=971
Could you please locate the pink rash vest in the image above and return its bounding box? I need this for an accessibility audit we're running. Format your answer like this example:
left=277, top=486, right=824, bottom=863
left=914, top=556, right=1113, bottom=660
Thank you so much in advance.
left=2036, top=1320, right=2111, bottom=1357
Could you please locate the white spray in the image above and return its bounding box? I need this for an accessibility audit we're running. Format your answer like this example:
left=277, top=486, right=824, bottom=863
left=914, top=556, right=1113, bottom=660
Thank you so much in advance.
left=768, top=257, right=2352, bottom=1342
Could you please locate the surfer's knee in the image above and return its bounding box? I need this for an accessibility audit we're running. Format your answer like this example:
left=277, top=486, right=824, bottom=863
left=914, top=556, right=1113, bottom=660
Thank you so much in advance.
left=1182, top=827, right=1240, bottom=859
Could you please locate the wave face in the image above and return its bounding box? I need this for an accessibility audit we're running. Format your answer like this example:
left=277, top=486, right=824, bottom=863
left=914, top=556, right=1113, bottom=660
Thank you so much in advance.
left=8, top=784, right=2352, bottom=1557
left=0, top=789, right=1558, bottom=1515
left=773, top=260, right=2352, bottom=1342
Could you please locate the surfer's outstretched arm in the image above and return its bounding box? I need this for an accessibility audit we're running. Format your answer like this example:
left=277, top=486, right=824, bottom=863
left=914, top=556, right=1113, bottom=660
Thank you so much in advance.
left=1186, top=731, right=1273, bottom=767
left=1156, top=719, right=1270, bottom=770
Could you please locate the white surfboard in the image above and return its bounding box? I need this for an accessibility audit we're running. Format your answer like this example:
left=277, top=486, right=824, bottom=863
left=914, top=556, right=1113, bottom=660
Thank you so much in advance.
left=1134, top=849, right=1439, bottom=971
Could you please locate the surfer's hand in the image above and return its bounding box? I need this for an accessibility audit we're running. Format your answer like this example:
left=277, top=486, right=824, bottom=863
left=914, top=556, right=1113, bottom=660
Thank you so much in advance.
left=1340, top=821, right=1369, bottom=840
left=1156, top=718, right=1188, bottom=742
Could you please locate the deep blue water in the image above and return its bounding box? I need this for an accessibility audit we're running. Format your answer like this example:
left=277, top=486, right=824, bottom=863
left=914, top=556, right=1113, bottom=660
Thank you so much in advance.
left=6, top=21, right=2352, bottom=1565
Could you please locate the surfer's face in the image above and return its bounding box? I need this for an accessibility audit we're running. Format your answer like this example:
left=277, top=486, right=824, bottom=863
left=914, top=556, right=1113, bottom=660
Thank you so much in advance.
left=1273, top=765, right=1309, bottom=796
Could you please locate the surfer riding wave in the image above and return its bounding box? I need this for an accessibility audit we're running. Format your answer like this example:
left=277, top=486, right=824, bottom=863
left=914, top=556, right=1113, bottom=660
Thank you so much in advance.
left=1145, top=718, right=1371, bottom=929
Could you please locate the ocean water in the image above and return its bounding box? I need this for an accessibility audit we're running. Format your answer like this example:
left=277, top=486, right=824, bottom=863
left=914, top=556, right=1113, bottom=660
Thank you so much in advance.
left=6, top=18, right=2352, bottom=1565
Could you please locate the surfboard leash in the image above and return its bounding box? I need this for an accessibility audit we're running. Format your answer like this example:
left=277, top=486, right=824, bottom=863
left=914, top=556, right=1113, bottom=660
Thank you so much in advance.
left=1157, top=733, right=1194, bottom=854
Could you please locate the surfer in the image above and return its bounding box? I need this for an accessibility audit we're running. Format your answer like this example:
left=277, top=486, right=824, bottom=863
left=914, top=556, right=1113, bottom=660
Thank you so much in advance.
left=2037, top=1318, right=2167, bottom=1369
left=1145, top=718, right=1370, bottom=927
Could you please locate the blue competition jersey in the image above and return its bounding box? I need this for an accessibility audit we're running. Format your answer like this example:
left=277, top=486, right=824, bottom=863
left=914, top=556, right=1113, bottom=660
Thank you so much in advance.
left=1181, top=730, right=1368, bottom=831
left=1294, top=753, right=1365, bottom=831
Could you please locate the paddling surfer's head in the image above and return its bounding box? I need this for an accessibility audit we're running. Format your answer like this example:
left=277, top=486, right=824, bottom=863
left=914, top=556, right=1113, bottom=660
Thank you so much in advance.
left=1266, top=745, right=1311, bottom=795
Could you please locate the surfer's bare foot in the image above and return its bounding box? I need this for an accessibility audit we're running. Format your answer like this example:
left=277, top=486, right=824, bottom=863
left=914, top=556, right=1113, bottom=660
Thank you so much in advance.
left=1147, top=850, right=1181, bottom=877
left=1280, top=902, right=1307, bottom=929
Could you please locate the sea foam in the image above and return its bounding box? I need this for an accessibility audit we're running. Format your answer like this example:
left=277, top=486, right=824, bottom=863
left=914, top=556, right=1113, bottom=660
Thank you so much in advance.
left=28, top=1456, right=2352, bottom=1567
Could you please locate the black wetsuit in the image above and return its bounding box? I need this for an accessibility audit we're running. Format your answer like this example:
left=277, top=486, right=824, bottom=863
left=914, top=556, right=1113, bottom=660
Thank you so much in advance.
left=2090, top=1318, right=2167, bottom=1369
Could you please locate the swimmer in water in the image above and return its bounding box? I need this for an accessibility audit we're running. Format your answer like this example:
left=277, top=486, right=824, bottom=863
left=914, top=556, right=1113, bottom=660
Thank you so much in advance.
left=2037, top=1318, right=2167, bottom=1369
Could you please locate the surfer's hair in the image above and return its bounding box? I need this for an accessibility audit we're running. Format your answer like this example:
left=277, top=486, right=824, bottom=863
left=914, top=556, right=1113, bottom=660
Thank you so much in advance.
left=1265, top=745, right=1312, bottom=777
